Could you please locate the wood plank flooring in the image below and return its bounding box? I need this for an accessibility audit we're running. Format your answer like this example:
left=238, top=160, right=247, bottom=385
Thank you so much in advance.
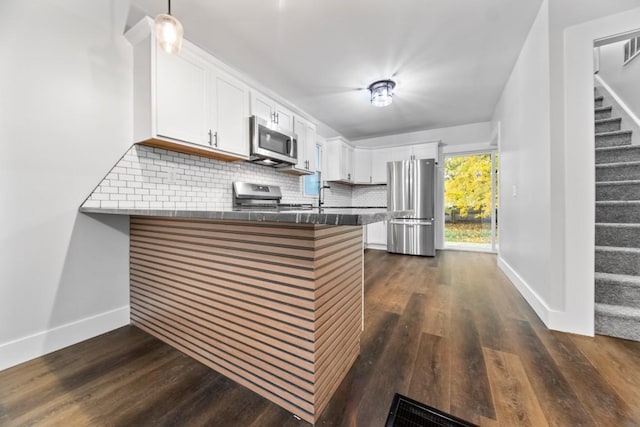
left=2, top=250, right=640, bottom=426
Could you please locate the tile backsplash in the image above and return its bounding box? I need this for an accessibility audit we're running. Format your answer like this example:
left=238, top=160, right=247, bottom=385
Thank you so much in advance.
left=352, top=185, right=387, bottom=207
left=82, top=144, right=352, bottom=210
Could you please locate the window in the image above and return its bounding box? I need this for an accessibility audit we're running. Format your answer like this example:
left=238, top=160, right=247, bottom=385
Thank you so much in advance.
left=624, top=36, right=640, bottom=65
left=304, top=143, right=323, bottom=197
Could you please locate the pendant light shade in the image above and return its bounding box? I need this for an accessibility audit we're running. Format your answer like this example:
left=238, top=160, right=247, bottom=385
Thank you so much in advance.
left=368, top=79, right=396, bottom=107
left=155, top=0, right=183, bottom=54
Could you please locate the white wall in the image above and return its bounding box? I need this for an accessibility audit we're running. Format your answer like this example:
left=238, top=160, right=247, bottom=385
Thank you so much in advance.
left=491, top=1, right=556, bottom=321
left=492, top=0, right=640, bottom=335
left=598, top=39, right=640, bottom=117
left=0, top=0, right=133, bottom=370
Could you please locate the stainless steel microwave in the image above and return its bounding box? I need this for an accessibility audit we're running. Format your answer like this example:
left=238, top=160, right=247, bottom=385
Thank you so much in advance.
left=249, top=115, right=298, bottom=166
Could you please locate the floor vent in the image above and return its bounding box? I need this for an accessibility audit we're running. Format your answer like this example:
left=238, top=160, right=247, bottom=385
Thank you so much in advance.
left=385, top=394, right=478, bottom=427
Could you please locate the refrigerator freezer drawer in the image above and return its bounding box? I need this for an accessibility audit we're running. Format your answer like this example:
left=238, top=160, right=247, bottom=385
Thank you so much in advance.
left=387, top=222, right=435, bottom=256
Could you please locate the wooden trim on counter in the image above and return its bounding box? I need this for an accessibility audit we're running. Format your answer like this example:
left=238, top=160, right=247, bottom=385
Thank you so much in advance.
left=129, top=216, right=363, bottom=424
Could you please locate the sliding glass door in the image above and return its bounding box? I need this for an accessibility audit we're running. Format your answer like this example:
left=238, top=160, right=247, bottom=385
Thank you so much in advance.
left=444, top=152, right=498, bottom=252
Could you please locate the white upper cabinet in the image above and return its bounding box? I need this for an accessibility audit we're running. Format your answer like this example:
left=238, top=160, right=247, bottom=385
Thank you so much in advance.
left=325, top=137, right=354, bottom=183
left=210, top=70, right=249, bottom=157
left=155, top=46, right=209, bottom=146
left=275, top=106, right=295, bottom=133
left=304, top=122, right=317, bottom=172
left=278, top=116, right=315, bottom=175
left=126, top=17, right=249, bottom=161
left=371, top=148, right=391, bottom=184
left=250, top=91, right=294, bottom=133
left=353, top=149, right=372, bottom=184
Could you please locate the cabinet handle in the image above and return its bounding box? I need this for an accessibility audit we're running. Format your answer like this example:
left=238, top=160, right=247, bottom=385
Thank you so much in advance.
left=208, top=129, right=213, bottom=146
left=214, top=131, right=218, bottom=147
left=275, top=112, right=279, bottom=125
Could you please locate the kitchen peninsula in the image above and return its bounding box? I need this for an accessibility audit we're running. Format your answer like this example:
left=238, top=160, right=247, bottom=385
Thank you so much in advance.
left=79, top=206, right=408, bottom=424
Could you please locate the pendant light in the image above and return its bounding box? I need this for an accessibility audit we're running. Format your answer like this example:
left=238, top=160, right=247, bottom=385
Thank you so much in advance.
left=155, top=0, right=184, bottom=54
left=368, top=79, right=396, bottom=107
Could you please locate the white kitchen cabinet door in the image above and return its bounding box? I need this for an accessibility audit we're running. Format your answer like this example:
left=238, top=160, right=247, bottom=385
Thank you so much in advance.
left=305, top=123, right=317, bottom=172
left=250, top=90, right=294, bottom=132
left=210, top=70, right=250, bottom=157
left=156, top=46, right=209, bottom=146
left=293, top=117, right=316, bottom=172
left=341, top=143, right=354, bottom=182
left=275, top=106, right=294, bottom=133
left=371, top=148, right=391, bottom=184
left=366, top=221, right=387, bottom=249
left=353, top=149, right=372, bottom=184
left=324, top=137, right=353, bottom=182
left=250, top=91, right=275, bottom=123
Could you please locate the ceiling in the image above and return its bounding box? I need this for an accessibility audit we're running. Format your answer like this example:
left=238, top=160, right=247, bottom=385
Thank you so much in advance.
left=130, top=0, right=543, bottom=141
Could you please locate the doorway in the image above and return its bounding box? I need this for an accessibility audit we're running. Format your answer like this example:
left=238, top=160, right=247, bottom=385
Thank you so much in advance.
left=443, top=151, right=498, bottom=252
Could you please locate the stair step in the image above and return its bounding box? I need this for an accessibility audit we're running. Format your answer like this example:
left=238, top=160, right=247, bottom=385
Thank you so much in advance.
left=595, top=106, right=613, bottom=120
left=596, top=145, right=640, bottom=164
left=596, top=160, right=640, bottom=181
left=595, top=130, right=633, bottom=148
left=596, top=201, right=640, bottom=223
left=596, top=222, right=640, bottom=247
left=594, top=95, right=604, bottom=108
left=595, top=303, right=640, bottom=341
left=595, top=272, right=640, bottom=306
left=595, top=245, right=640, bottom=275
left=596, top=180, right=640, bottom=200
left=595, top=117, right=622, bottom=133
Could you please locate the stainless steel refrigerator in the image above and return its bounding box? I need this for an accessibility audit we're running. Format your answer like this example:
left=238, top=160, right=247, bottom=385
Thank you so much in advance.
left=387, top=158, right=436, bottom=256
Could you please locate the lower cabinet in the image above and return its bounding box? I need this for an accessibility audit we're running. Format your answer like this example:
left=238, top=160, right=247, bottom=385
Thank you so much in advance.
left=365, top=221, right=387, bottom=250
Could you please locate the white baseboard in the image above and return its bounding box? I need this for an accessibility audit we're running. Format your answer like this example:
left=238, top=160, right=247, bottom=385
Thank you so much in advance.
left=0, top=306, right=130, bottom=372
left=365, top=243, right=387, bottom=251
left=497, top=256, right=556, bottom=327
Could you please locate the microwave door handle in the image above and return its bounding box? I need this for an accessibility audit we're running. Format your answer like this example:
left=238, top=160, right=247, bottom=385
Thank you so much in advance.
left=286, top=139, right=292, bottom=156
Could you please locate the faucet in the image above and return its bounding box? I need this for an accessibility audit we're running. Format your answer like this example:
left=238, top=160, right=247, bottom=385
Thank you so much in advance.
left=318, top=183, right=331, bottom=209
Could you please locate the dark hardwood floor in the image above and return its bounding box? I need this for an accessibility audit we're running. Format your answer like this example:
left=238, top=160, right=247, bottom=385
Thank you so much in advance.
left=2, top=250, right=640, bottom=426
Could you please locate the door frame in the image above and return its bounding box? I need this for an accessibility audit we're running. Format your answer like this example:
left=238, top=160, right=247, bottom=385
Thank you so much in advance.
left=442, top=149, right=499, bottom=253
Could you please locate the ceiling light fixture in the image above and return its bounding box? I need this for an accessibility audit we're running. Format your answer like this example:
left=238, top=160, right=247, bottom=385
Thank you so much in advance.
left=368, top=79, right=396, bottom=107
left=155, top=0, right=184, bottom=54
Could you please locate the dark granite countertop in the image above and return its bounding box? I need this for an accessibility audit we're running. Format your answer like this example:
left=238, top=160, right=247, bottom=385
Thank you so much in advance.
left=79, top=207, right=411, bottom=226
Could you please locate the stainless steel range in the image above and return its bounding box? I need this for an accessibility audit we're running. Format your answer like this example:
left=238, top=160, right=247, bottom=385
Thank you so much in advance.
left=232, top=182, right=313, bottom=211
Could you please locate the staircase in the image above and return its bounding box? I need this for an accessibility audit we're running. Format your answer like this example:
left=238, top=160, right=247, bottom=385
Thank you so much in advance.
left=594, top=88, right=640, bottom=341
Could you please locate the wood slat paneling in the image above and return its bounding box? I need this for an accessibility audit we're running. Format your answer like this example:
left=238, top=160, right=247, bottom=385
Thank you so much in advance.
left=129, top=217, right=362, bottom=423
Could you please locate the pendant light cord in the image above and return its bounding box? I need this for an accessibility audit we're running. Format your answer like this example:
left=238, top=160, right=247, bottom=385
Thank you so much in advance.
left=168, top=0, right=172, bottom=15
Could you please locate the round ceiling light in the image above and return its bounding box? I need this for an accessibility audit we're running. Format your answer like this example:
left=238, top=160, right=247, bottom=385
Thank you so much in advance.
left=368, top=79, right=396, bottom=107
